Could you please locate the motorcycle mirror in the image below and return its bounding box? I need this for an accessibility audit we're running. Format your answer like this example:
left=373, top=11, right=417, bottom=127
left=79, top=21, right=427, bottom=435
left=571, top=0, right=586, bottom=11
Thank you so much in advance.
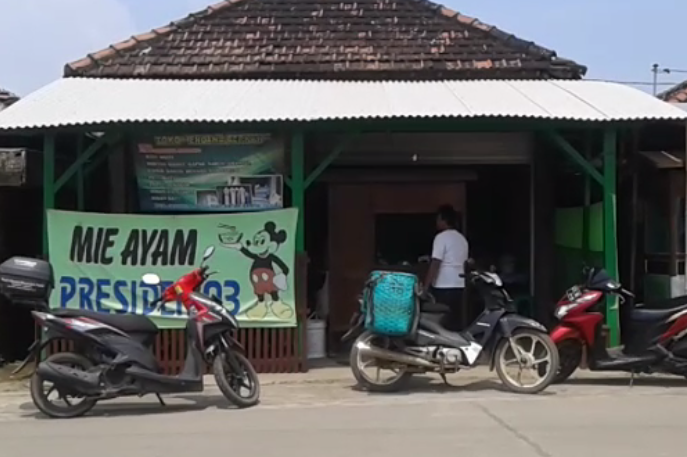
left=141, top=273, right=161, bottom=286
left=202, top=246, right=215, bottom=262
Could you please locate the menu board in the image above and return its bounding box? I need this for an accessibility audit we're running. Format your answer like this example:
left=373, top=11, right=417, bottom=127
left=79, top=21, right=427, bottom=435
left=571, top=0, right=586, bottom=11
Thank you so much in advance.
left=134, top=133, right=284, bottom=212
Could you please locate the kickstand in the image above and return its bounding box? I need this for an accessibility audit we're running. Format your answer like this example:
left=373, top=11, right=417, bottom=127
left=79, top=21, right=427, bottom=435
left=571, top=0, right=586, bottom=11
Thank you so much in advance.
left=440, top=373, right=451, bottom=386
left=629, top=371, right=635, bottom=388
left=156, top=393, right=167, bottom=406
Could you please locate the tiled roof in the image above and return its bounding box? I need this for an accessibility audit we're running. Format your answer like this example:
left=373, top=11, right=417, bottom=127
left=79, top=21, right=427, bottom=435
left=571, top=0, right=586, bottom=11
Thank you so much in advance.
left=0, top=88, right=19, bottom=109
left=1, top=78, right=683, bottom=133
left=659, top=80, right=687, bottom=103
left=65, top=0, right=585, bottom=80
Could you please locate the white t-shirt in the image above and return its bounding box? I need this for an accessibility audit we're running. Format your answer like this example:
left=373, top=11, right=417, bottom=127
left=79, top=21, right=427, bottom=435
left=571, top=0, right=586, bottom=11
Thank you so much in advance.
left=431, top=229, right=469, bottom=289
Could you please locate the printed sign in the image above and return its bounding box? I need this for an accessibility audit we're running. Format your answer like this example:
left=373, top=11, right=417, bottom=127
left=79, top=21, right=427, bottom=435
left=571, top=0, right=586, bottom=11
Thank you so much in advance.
left=134, top=133, right=284, bottom=212
left=47, top=209, right=298, bottom=328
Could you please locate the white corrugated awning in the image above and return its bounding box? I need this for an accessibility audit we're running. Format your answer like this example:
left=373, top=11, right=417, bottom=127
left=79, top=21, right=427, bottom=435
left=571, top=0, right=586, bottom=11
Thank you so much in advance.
left=0, top=78, right=685, bottom=131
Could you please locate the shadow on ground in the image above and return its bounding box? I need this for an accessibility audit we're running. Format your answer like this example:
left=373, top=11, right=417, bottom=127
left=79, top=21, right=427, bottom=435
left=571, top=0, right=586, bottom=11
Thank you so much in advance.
left=18, top=394, right=249, bottom=420
left=351, top=375, right=556, bottom=397
left=564, top=375, right=687, bottom=388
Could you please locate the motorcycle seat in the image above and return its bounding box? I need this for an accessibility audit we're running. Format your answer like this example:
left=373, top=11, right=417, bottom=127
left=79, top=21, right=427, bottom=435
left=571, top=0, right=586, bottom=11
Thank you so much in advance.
left=418, top=314, right=470, bottom=348
left=52, top=309, right=158, bottom=335
left=641, top=295, right=687, bottom=310
left=630, top=304, right=687, bottom=323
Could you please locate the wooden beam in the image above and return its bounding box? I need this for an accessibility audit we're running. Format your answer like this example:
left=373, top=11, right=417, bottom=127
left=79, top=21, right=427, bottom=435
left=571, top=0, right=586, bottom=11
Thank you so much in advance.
left=545, top=130, right=604, bottom=186
left=54, top=133, right=120, bottom=192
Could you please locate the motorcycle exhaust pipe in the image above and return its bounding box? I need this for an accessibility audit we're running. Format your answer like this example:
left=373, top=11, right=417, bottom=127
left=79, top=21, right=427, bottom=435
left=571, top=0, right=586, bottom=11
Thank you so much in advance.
left=355, top=341, right=437, bottom=368
left=36, top=362, right=100, bottom=394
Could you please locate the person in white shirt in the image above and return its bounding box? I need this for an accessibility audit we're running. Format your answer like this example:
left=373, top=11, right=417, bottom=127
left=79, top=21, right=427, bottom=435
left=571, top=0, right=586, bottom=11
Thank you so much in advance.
left=423, top=204, right=469, bottom=331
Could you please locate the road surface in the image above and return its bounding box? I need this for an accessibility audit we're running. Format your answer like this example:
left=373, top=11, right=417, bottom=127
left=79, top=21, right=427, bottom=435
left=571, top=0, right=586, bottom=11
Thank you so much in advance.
left=0, top=373, right=685, bottom=457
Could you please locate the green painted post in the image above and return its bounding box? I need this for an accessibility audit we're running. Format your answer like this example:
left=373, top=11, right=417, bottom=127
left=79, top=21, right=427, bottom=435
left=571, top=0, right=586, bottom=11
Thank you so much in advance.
left=76, top=134, right=85, bottom=211
left=602, top=129, right=620, bottom=346
left=291, top=131, right=305, bottom=252
left=582, top=133, right=592, bottom=262
left=290, top=131, right=306, bottom=367
left=42, top=134, right=56, bottom=258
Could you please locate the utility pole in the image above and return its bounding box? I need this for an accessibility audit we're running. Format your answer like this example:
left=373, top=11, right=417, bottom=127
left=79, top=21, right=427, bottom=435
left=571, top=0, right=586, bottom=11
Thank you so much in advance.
left=652, top=64, right=681, bottom=96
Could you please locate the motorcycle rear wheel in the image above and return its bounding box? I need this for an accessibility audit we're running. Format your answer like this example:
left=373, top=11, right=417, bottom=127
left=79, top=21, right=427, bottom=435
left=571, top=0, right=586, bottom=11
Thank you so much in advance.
left=494, top=329, right=559, bottom=394
left=213, top=351, right=260, bottom=408
left=349, top=331, right=412, bottom=393
left=30, top=352, right=98, bottom=419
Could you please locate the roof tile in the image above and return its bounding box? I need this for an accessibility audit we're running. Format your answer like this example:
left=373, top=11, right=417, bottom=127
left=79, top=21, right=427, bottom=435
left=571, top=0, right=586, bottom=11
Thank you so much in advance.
left=0, top=88, right=19, bottom=109
left=65, top=0, right=585, bottom=79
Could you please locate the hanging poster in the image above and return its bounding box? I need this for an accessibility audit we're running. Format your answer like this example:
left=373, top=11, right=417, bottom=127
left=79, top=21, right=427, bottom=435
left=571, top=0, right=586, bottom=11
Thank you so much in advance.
left=134, top=133, right=284, bottom=212
left=47, top=208, right=298, bottom=329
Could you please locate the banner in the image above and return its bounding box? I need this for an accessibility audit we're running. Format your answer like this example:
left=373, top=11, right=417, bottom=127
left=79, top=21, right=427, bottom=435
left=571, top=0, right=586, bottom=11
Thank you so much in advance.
left=134, top=133, right=284, bottom=212
left=47, top=209, right=298, bottom=328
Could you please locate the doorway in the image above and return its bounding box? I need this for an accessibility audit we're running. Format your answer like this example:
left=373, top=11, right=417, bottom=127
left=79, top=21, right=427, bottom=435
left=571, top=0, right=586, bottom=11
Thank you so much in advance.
left=327, top=179, right=466, bottom=342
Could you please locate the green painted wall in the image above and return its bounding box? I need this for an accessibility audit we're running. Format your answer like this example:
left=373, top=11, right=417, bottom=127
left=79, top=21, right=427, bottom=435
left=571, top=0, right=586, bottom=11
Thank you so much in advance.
left=554, top=202, right=604, bottom=296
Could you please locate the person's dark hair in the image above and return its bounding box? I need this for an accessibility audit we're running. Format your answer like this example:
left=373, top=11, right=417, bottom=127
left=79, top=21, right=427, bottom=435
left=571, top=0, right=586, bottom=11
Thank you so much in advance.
left=437, top=204, right=458, bottom=228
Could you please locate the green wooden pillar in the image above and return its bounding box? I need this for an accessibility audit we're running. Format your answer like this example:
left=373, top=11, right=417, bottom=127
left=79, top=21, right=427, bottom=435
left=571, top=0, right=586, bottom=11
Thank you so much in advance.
left=290, top=131, right=306, bottom=367
left=602, top=129, right=620, bottom=346
left=76, top=134, right=85, bottom=211
left=582, top=133, right=592, bottom=262
left=291, top=131, right=305, bottom=252
left=42, top=134, right=56, bottom=258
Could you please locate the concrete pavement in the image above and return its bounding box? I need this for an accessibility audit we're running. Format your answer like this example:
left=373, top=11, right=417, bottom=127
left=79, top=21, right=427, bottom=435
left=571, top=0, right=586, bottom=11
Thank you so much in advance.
left=0, top=368, right=686, bottom=457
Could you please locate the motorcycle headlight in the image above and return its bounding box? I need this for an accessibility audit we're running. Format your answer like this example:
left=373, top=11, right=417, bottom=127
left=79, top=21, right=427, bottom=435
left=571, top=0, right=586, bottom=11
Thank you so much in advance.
left=555, top=304, right=577, bottom=319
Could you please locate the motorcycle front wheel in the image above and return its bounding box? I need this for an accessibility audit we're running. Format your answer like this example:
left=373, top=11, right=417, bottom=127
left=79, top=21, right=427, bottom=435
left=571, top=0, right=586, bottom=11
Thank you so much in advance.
left=213, top=351, right=260, bottom=408
left=349, top=331, right=412, bottom=393
left=494, top=329, right=559, bottom=394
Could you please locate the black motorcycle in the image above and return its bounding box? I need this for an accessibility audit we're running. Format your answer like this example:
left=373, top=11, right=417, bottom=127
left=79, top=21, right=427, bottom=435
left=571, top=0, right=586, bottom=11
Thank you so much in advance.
left=347, top=268, right=559, bottom=394
left=1, top=247, right=260, bottom=418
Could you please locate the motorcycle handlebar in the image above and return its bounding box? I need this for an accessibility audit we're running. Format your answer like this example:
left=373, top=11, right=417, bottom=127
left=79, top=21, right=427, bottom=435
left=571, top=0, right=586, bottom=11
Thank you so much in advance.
left=619, top=288, right=635, bottom=298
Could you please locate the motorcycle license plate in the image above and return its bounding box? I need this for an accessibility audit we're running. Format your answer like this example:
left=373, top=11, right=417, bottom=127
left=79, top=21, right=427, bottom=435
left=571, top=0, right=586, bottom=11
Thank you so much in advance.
left=566, top=285, right=582, bottom=302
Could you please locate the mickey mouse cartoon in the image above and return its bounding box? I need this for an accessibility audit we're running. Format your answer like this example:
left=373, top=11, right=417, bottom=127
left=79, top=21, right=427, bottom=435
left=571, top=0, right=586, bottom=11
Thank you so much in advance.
left=219, top=221, right=293, bottom=320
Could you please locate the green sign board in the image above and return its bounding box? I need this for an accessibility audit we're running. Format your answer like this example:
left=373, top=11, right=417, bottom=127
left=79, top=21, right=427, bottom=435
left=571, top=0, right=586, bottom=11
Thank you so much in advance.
left=47, top=209, right=298, bottom=328
left=134, top=133, right=284, bottom=212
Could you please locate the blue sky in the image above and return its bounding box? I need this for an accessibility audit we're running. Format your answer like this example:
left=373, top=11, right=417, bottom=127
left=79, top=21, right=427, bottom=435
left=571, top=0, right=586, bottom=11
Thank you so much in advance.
left=0, top=0, right=683, bottom=96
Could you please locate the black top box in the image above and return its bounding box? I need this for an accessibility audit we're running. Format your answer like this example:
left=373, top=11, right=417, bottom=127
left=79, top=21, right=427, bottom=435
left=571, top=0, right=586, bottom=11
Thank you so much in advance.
left=0, top=256, right=54, bottom=306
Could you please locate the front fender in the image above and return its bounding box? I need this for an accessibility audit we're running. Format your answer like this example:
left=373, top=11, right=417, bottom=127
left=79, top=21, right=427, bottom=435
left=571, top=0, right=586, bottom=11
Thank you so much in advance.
left=223, top=333, right=245, bottom=353
left=488, top=314, right=550, bottom=371
left=550, top=324, right=582, bottom=344
left=500, top=314, right=548, bottom=335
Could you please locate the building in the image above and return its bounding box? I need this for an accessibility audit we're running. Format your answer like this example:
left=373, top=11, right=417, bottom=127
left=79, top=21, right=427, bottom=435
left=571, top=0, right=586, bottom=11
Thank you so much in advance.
left=639, top=81, right=687, bottom=299
left=0, top=0, right=684, bottom=373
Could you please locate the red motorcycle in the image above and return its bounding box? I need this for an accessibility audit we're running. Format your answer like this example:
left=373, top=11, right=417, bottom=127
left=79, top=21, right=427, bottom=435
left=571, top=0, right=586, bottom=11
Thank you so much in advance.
left=551, top=266, right=687, bottom=383
left=3, top=246, right=260, bottom=418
